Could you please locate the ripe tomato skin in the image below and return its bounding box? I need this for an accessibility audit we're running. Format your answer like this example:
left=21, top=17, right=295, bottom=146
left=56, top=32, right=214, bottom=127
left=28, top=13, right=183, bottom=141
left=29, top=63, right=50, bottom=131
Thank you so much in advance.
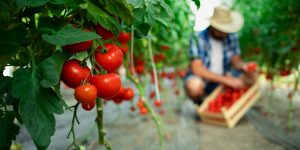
left=135, top=65, right=144, bottom=74
left=63, top=40, right=93, bottom=53
left=61, top=59, right=91, bottom=88
left=95, top=44, right=123, bottom=72
left=149, top=91, right=156, bottom=99
left=117, top=32, right=131, bottom=44
left=140, top=107, right=148, bottom=115
left=95, top=24, right=114, bottom=40
left=82, top=102, right=95, bottom=111
left=160, top=45, right=170, bottom=51
left=118, top=44, right=128, bottom=54
left=123, top=88, right=134, bottom=100
left=280, top=69, right=290, bottom=76
left=74, top=84, right=97, bottom=103
left=154, top=100, right=162, bottom=107
left=246, top=62, right=257, bottom=72
left=90, top=73, right=121, bottom=99
left=113, top=98, right=123, bottom=104
left=110, top=86, right=125, bottom=99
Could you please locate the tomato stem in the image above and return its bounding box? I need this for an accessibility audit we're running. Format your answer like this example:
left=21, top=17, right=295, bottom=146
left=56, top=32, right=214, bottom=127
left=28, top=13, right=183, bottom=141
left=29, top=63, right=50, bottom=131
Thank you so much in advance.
left=95, top=98, right=112, bottom=150
left=130, top=25, right=138, bottom=78
left=125, top=63, right=165, bottom=150
left=66, top=103, right=80, bottom=150
left=147, top=36, right=161, bottom=102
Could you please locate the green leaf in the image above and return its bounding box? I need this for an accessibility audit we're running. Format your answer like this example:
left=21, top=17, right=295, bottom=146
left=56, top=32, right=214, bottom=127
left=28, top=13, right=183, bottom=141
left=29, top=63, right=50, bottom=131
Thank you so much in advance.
left=54, top=83, right=68, bottom=107
left=131, top=0, right=173, bottom=27
left=0, top=77, right=13, bottom=95
left=0, top=111, right=20, bottom=150
left=192, top=0, right=201, bottom=9
left=0, top=25, right=26, bottom=56
left=128, top=0, right=144, bottom=8
left=86, top=0, right=120, bottom=34
left=39, top=53, right=66, bottom=88
left=134, top=23, right=151, bottom=37
left=104, top=0, right=134, bottom=25
left=158, top=0, right=174, bottom=22
left=16, top=0, right=50, bottom=7
left=42, top=24, right=100, bottom=46
left=12, top=68, right=64, bottom=149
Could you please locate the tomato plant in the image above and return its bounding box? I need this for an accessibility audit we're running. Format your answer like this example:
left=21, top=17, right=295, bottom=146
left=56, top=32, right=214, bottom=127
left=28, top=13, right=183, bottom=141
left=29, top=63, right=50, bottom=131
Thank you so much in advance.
left=0, top=0, right=200, bottom=149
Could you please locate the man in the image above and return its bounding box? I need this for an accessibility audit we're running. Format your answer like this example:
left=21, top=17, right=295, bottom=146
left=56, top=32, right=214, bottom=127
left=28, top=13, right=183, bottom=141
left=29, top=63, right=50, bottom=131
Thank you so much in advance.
left=185, top=6, right=257, bottom=105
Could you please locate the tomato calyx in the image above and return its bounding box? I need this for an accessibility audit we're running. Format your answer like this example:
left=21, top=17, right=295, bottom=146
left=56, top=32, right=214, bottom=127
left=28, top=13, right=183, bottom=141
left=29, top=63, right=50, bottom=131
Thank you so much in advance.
left=97, top=46, right=108, bottom=54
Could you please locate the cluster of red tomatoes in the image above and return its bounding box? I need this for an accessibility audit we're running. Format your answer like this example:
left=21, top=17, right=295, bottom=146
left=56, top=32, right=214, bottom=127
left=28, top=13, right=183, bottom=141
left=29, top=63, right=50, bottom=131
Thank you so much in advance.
left=206, top=87, right=248, bottom=113
left=61, top=24, right=133, bottom=111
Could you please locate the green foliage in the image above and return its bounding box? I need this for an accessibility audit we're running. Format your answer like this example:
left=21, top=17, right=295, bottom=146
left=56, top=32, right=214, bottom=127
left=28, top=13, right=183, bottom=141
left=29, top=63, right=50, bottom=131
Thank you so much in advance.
left=39, top=53, right=66, bottom=88
left=138, top=0, right=195, bottom=69
left=42, top=24, right=101, bottom=46
left=86, top=0, right=120, bottom=34
left=234, top=0, right=300, bottom=73
left=129, top=0, right=174, bottom=37
left=0, top=111, right=20, bottom=150
left=0, top=76, right=20, bottom=150
left=192, top=0, right=201, bottom=9
left=104, top=0, right=134, bottom=25
left=0, top=0, right=197, bottom=149
left=12, top=68, right=64, bottom=149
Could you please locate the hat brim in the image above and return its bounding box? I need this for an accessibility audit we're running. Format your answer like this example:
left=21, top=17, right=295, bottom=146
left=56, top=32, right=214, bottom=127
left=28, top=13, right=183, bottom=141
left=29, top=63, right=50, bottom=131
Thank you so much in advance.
left=210, top=11, right=244, bottom=33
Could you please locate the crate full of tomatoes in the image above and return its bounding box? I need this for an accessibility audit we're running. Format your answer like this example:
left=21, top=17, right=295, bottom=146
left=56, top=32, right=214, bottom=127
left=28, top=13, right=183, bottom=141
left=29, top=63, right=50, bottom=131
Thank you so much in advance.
left=198, top=80, right=260, bottom=128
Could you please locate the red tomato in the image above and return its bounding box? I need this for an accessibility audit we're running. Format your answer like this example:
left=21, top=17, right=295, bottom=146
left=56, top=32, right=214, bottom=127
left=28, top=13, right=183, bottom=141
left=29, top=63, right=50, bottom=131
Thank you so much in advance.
left=119, top=44, right=129, bottom=54
left=137, top=97, right=144, bottom=108
left=82, top=102, right=95, bottom=111
left=280, top=69, right=290, bottom=76
left=61, top=59, right=91, bottom=88
left=149, top=91, right=156, bottom=99
left=154, top=100, right=162, bottom=107
left=113, top=98, right=123, bottom=104
left=253, top=47, right=261, bottom=53
left=266, top=73, right=273, bottom=80
left=90, top=73, right=121, bottom=99
left=111, top=86, right=125, bottom=99
left=140, top=107, right=148, bottom=115
left=63, top=40, right=93, bottom=53
left=95, top=44, right=123, bottom=73
left=177, top=70, right=187, bottom=78
left=117, top=32, right=131, bottom=44
left=159, top=45, right=170, bottom=51
left=74, top=84, right=97, bottom=104
left=246, top=62, right=257, bottom=72
left=135, top=65, right=144, bottom=74
left=95, top=24, right=114, bottom=40
left=123, top=88, right=134, bottom=100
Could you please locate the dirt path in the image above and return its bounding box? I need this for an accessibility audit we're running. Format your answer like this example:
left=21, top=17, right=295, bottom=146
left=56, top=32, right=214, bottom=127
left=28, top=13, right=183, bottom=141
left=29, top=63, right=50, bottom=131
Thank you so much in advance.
left=16, top=81, right=287, bottom=150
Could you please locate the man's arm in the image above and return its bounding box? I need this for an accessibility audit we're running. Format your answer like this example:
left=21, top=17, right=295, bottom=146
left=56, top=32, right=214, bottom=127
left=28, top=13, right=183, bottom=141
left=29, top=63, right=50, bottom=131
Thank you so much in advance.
left=191, top=58, right=244, bottom=89
left=231, top=55, right=247, bottom=71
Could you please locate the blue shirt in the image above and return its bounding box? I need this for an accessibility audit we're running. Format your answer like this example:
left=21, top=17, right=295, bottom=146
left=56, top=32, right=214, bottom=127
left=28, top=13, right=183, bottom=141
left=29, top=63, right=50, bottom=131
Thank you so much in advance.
left=188, top=28, right=241, bottom=74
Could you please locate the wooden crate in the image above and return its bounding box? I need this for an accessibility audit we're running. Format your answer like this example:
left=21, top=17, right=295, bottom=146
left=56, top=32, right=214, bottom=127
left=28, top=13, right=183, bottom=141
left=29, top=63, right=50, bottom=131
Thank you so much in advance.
left=198, top=80, right=261, bottom=128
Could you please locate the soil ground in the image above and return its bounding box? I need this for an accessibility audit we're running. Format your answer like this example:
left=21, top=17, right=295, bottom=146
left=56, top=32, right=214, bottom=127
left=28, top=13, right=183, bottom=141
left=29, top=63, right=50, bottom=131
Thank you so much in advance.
left=17, top=78, right=300, bottom=150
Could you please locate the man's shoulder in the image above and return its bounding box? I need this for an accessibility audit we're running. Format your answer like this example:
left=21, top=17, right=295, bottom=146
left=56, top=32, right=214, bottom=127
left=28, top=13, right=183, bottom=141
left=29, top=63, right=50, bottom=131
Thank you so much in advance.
left=227, top=32, right=238, bottom=39
left=197, top=28, right=209, bottom=36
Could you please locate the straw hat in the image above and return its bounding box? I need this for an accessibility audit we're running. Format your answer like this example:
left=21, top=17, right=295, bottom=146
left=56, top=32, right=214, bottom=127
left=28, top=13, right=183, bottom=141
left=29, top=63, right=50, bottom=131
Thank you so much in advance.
left=210, top=6, right=244, bottom=33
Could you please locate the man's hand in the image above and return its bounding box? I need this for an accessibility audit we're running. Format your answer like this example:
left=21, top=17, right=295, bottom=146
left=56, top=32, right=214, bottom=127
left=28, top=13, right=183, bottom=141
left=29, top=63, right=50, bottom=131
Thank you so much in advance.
left=223, top=76, right=245, bottom=89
